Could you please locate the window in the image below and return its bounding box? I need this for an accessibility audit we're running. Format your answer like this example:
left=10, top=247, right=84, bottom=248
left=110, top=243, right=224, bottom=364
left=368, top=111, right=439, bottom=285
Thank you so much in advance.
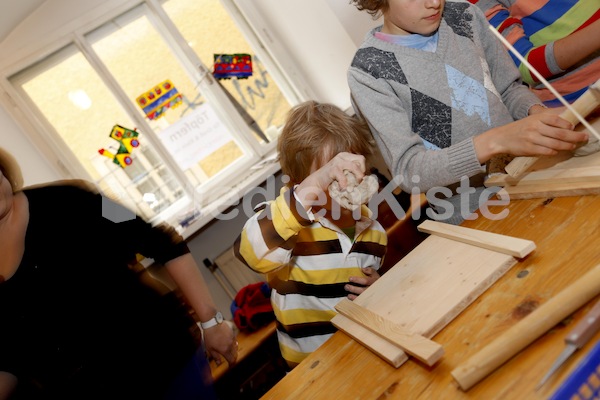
left=4, top=0, right=297, bottom=228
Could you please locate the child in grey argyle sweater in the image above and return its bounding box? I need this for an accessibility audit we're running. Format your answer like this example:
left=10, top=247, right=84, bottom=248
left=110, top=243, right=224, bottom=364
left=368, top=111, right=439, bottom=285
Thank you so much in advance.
left=348, top=0, right=588, bottom=224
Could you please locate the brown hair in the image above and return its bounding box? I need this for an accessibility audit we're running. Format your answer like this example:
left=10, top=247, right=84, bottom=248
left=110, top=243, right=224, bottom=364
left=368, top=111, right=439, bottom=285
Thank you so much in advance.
left=0, top=147, right=24, bottom=193
left=277, top=101, right=375, bottom=186
left=350, top=0, right=388, bottom=19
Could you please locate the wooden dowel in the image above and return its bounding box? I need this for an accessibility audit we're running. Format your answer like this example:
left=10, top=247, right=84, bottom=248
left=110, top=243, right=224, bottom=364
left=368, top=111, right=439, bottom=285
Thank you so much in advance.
left=451, top=263, right=600, bottom=391
left=489, top=26, right=599, bottom=137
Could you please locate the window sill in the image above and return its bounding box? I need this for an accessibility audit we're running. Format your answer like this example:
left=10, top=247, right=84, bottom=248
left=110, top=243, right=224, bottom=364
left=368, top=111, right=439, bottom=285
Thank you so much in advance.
left=179, top=152, right=281, bottom=240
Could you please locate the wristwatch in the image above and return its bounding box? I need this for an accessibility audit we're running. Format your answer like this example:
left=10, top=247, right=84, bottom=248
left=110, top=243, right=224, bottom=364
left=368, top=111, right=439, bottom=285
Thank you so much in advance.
left=200, top=311, right=224, bottom=329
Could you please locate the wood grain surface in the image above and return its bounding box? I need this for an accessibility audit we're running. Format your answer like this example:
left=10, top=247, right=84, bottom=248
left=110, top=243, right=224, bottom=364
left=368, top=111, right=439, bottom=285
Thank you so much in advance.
left=330, top=231, right=518, bottom=368
left=263, top=194, right=600, bottom=400
left=334, top=298, right=444, bottom=366
left=417, top=220, right=536, bottom=257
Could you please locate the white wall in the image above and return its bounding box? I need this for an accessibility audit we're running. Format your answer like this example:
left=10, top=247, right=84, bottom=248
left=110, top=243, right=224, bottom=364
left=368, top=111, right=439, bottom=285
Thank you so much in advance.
left=236, top=0, right=380, bottom=109
left=0, top=104, right=59, bottom=185
left=325, top=0, right=382, bottom=47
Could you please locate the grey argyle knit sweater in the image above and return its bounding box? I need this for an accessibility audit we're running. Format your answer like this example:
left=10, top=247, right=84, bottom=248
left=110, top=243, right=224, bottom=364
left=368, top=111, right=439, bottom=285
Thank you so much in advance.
left=348, top=1, right=542, bottom=222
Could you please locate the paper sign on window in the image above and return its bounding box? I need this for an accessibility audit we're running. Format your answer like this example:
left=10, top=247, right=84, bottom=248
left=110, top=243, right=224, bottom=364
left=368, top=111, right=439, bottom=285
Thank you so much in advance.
left=157, top=103, right=232, bottom=171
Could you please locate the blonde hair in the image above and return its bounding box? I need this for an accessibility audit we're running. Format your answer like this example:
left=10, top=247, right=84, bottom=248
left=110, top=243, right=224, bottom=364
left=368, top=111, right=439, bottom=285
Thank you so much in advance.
left=0, top=147, right=24, bottom=193
left=277, top=101, right=375, bottom=186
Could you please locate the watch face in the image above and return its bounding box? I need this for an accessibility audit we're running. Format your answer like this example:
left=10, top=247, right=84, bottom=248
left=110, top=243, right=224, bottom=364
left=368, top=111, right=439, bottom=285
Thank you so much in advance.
left=216, top=311, right=224, bottom=324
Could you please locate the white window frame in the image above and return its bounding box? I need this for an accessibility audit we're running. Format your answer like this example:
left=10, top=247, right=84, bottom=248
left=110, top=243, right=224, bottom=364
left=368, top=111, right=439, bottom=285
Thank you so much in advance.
left=0, top=0, right=310, bottom=232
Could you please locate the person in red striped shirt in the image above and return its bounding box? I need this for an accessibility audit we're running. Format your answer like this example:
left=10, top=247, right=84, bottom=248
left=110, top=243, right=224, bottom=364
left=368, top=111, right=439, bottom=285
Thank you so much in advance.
left=470, top=0, right=600, bottom=107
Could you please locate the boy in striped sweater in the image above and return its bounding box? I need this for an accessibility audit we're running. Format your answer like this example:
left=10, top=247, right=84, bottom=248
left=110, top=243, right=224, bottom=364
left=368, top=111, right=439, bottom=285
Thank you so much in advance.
left=470, top=0, right=600, bottom=107
left=234, top=101, right=387, bottom=368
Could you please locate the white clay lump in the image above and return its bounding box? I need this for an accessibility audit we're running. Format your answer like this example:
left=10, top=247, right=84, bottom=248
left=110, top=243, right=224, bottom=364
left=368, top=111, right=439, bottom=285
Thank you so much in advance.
left=328, top=170, right=379, bottom=211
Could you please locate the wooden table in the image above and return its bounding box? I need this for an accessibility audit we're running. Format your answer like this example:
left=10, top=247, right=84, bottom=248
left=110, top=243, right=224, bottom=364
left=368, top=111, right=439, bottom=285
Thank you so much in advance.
left=263, top=193, right=600, bottom=399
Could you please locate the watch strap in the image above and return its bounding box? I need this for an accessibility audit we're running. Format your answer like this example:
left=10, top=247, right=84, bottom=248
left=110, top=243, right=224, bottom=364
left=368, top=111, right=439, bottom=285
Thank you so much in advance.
left=200, top=311, right=223, bottom=329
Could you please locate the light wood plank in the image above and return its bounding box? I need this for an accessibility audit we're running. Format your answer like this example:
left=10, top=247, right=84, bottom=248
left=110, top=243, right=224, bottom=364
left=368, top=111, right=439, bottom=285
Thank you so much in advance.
left=331, top=314, right=409, bottom=367
left=496, top=180, right=600, bottom=200
left=486, top=149, right=600, bottom=199
left=485, top=166, right=600, bottom=188
left=335, top=298, right=444, bottom=366
left=416, top=220, right=536, bottom=258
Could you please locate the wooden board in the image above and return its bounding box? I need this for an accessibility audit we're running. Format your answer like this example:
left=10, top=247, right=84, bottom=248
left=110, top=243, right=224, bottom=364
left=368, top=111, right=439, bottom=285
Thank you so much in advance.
left=417, top=220, right=536, bottom=258
left=484, top=116, right=600, bottom=199
left=331, top=228, right=527, bottom=367
left=335, top=298, right=444, bottom=366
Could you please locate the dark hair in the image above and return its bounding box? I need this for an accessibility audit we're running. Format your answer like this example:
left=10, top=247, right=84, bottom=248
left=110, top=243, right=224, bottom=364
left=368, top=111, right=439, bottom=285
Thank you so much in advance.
left=278, top=101, right=375, bottom=186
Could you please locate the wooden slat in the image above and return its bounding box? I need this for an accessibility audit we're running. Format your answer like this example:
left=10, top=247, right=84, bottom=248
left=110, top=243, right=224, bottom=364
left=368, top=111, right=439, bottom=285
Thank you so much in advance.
left=496, top=180, right=600, bottom=200
left=417, top=220, right=536, bottom=258
left=331, top=314, right=409, bottom=367
left=485, top=166, right=600, bottom=188
left=335, top=299, right=444, bottom=366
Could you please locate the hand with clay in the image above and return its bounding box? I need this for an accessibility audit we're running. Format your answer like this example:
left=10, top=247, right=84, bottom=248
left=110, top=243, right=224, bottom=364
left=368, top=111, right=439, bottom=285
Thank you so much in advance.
left=329, top=170, right=379, bottom=211
left=294, top=152, right=368, bottom=210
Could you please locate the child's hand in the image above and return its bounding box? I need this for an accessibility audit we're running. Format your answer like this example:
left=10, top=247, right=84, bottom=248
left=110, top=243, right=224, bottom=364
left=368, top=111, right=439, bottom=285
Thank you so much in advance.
left=474, top=112, right=589, bottom=163
left=345, top=267, right=380, bottom=300
left=295, top=152, right=366, bottom=208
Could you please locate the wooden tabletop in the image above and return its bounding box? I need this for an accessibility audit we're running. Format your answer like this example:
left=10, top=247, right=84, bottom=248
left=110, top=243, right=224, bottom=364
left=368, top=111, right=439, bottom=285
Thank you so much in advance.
left=263, top=193, right=600, bottom=399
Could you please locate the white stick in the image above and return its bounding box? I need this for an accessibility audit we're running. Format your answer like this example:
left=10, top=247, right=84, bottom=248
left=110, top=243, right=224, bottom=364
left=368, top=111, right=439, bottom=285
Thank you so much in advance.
left=489, top=25, right=600, bottom=141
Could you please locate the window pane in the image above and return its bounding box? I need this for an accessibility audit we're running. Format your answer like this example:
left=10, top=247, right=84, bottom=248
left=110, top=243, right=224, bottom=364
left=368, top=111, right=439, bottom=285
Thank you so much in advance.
left=10, top=44, right=188, bottom=221
left=86, top=3, right=248, bottom=185
left=162, top=0, right=292, bottom=141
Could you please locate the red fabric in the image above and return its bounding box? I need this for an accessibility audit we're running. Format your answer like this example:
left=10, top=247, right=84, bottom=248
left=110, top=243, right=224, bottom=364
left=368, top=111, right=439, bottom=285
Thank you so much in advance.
left=232, top=282, right=274, bottom=331
left=527, top=45, right=551, bottom=82
left=578, top=8, right=600, bottom=31
left=497, top=17, right=522, bottom=33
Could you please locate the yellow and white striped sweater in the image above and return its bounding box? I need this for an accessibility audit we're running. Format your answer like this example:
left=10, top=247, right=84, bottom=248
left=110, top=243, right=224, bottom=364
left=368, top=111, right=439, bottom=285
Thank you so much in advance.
left=234, top=187, right=387, bottom=365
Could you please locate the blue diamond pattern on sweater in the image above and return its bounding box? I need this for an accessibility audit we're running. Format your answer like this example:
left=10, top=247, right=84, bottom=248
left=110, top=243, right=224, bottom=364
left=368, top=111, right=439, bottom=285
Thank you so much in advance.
left=446, top=64, right=491, bottom=126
